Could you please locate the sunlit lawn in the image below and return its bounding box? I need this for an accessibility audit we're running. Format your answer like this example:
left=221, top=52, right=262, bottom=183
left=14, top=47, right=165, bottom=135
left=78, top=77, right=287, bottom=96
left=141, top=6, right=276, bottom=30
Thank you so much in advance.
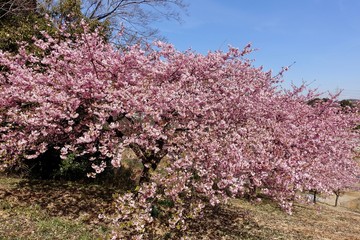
left=1, top=174, right=360, bottom=239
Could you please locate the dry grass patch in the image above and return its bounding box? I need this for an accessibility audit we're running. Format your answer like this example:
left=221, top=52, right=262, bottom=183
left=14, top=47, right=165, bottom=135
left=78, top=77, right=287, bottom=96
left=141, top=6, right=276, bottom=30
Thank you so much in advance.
left=1, top=175, right=360, bottom=239
left=0, top=176, right=112, bottom=239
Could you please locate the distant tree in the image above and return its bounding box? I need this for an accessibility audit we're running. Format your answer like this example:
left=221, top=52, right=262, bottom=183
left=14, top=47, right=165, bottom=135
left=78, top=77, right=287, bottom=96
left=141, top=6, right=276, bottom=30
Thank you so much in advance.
left=1, top=0, right=187, bottom=52
left=0, top=0, right=108, bottom=53
left=40, top=0, right=187, bottom=44
left=0, top=0, right=55, bottom=53
left=307, top=97, right=329, bottom=106
left=339, top=99, right=354, bottom=108
left=0, top=0, right=37, bottom=19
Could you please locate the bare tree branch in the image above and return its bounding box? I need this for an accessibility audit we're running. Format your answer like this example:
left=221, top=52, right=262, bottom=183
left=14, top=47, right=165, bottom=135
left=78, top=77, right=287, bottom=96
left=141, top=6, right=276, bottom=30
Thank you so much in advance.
left=1, top=0, right=187, bottom=45
left=0, top=0, right=37, bottom=19
left=49, top=0, right=186, bottom=44
left=88, top=0, right=103, bottom=18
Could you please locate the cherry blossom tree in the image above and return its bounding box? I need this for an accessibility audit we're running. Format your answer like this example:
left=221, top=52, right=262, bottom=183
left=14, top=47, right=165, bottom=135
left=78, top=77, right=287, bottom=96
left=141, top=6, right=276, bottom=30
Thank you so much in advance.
left=0, top=24, right=359, bottom=238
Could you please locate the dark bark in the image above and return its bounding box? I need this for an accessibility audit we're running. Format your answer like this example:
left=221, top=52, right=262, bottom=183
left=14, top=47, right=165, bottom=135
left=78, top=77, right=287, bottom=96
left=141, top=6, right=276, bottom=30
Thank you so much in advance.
left=313, top=190, right=317, bottom=204
left=334, top=189, right=340, bottom=207
left=0, top=0, right=37, bottom=19
left=130, top=140, right=167, bottom=184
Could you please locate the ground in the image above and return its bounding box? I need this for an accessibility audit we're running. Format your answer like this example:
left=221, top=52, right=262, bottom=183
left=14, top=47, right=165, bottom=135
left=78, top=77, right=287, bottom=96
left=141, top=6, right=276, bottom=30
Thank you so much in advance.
left=1, top=176, right=360, bottom=240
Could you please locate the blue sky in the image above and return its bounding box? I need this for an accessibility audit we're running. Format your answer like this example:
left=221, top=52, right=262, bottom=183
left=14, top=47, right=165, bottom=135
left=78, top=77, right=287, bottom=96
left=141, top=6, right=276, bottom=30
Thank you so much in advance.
left=154, top=0, right=360, bottom=99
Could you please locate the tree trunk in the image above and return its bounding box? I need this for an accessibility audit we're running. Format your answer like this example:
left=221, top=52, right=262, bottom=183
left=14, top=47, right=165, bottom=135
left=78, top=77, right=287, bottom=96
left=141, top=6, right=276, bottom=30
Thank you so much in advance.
left=130, top=141, right=167, bottom=185
left=313, top=190, right=317, bottom=204
left=139, top=156, right=162, bottom=184
left=139, top=163, right=151, bottom=185
left=334, top=189, right=340, bottom=207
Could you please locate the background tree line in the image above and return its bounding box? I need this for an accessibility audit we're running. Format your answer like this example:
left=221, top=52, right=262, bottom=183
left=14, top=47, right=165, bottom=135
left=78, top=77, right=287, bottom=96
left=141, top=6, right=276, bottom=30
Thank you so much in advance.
left=0, top=0, right=187, bottom=53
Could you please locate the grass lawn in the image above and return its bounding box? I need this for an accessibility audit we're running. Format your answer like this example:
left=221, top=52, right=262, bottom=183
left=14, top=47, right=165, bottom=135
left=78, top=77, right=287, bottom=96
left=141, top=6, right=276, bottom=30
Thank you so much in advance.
left=1, top=175, right=360, bottom=239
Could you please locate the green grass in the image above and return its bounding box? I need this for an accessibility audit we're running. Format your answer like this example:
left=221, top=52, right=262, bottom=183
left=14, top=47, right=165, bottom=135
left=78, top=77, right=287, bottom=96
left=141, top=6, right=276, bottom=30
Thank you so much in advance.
left=0, top=176, right=111, bottom=240
left=0, top=203, right=109, bottom=240
left=1, top=175, right=360, bottom=239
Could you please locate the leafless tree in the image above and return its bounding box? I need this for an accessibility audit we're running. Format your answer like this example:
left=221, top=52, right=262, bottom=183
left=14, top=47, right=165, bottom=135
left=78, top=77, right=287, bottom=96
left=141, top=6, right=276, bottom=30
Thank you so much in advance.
left=1, top=0, right=186, bottom=44
left=0, top=0, right=37, bottom=19
left=40, top=0, right=188, bottom=44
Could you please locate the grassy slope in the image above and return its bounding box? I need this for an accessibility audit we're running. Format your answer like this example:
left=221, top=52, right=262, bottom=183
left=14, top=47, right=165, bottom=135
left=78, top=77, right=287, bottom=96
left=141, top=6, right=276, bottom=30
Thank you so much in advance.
left=1, top=176, right=360, bottom=240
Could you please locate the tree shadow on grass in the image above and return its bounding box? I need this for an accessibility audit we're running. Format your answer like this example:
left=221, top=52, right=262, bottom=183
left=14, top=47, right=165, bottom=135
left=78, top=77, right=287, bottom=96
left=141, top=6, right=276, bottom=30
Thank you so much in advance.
left=1, top=175, right=275, bottom=239
left=0, top=177, right=120, bottom=225
left=186, top=204, right=263, bottom=240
